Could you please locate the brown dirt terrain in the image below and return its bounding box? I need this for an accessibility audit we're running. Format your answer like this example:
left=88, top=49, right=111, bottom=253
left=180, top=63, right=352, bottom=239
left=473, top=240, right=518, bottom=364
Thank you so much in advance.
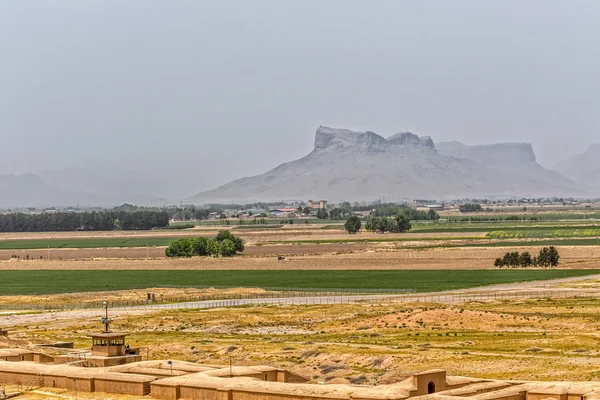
left=2, top=245, right=600, bottom=270
left=0, top=227, right=486, bottom=242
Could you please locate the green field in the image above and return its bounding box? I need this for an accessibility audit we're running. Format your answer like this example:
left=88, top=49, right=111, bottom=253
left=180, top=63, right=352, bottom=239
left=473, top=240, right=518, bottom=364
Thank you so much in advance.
left=0, top=237, right=177, bottom=250
left=0, top=270, right=598, bottom=295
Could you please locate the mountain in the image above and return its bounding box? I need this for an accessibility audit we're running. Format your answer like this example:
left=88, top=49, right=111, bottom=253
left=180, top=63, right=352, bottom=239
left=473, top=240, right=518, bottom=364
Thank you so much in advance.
left=436, top=141, right=579, bottom=188
left=38, top=167, right=167, bottom=206
left=0, top=168, right=169, bottom=208
left=0, top=173, right=68, bottom=208
left=554, top=144, right=600, bottom=186
left=186, top=126, right=587, bottom=204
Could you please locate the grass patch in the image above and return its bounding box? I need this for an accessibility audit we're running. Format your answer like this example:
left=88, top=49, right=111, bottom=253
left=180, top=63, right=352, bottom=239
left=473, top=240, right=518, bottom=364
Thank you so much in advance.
left=0, top=269, right=597, bottom=295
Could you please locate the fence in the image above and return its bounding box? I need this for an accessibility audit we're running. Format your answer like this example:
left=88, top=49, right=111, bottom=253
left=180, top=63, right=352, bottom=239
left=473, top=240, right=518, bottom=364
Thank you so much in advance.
left=0, top=287, right=415, bottom=312
left=1, top=288, right=599, bottom=312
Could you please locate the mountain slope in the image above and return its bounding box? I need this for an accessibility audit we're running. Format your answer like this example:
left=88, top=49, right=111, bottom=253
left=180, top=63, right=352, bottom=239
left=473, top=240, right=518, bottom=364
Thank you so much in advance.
left=554, top=144, right=600, bottom=185
left=436, top=141, right=578, bottom=188
left=38, top=167, right=167, bottom=206
left=186, top=126, right=586, bottom=203
left=0, top=173, right=68, bottom=207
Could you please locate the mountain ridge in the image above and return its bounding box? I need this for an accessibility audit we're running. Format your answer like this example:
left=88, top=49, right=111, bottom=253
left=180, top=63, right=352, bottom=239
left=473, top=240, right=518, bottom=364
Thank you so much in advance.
left=186, top=126, right=589, bottom=204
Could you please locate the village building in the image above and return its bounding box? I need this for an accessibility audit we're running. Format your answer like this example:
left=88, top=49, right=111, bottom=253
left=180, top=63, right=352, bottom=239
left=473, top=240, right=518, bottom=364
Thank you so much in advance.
left=308, top=199, right=327, bottom=209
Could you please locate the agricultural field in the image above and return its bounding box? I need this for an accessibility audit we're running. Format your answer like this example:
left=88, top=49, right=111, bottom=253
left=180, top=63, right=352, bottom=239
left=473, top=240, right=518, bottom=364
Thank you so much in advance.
left=2, top=269, right=598, bottom=295
left=487, top=227, right=600, bottom=239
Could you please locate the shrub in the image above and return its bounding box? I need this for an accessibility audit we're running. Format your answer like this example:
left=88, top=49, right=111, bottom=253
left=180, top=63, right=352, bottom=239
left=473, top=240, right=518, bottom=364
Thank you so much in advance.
left=166, top=230, right=245, bottom=258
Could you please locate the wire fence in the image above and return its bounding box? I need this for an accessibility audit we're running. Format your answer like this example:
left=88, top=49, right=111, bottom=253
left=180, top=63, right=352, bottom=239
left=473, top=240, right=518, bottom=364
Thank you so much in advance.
left=0, top=287, right=415, bottom=311
left=1, top=288, right=599, bottom=312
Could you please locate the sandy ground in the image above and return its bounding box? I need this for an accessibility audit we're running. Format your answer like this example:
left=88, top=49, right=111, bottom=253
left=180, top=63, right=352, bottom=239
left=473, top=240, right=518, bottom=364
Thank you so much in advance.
left=2, top=245, right=600, bottom=269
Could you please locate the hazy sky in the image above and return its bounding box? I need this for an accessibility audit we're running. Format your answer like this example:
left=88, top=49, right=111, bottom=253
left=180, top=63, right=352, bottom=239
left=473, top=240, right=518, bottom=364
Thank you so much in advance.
left=2, top=0, right=599, bottom=195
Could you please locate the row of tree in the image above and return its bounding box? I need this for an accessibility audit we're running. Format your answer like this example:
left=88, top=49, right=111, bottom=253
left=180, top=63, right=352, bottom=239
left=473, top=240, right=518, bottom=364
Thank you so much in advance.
left=165, top=231, right=245, bottom=258
left=459, top=203, right=483, bottom=212
left=0, top=211, right=169, bottom=232
left=494, top=247, right=560, bottom=268
left=364, top=214, right=412, bottom=233
left=372, top=206, right=439, bottom=221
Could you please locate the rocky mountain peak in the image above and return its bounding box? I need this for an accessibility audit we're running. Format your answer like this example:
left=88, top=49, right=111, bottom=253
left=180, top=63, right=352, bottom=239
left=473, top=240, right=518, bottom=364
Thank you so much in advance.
left=313, top=126, right=435, bottom=153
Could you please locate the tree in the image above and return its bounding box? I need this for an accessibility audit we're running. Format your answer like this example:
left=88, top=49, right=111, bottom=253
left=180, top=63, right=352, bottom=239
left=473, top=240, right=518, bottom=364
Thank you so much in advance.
left=427, top=209, right=440, bottom=221
left=302, top=207, right=311, bottom=215
left=537, top=246, right=559, bottom=267
left=165, top=238, right=195, bottom=257
left=393, top=213, right=412, bottom=233
left=316, top=209, right=329, bottom=219
left=493, top=247, right=560, bottom=268
left=459, top=204, right=483, bottom=213
left=329, top=208, right=344, bottom=220
left=344, top=216, right=362, bottom=234
left=206, top=238, right=221, bottom=257
left=519, top=251, right=533, bottom=267
left=191, top=237, right=209, bottom=256
left=220, top=239, right=237, bottom=257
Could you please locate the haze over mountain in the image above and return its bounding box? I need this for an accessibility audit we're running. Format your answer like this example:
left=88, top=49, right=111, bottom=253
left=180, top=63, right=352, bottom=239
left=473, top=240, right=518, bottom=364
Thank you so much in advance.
left=554, top=145, right=600, bottom=186
left=186, top=127, right=589, bottom=204
left=436, top=141, right=580, bottom=188
left=0, top=168, right=172, bottom=208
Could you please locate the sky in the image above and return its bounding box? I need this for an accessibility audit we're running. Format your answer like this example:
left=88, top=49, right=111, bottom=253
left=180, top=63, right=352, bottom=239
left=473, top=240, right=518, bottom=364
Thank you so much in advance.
left=1, top=0, right=599, bottom=197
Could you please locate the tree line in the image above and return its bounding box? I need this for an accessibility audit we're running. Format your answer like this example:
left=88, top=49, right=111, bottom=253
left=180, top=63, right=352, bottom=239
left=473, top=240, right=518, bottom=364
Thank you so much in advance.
left=459, top=203, right=483, bottom=212
left=365, top=214, right=412, bottom=233
left=494, top=247, right=560, bottom=268
left=0, top=211, right=169, bottom=232
left=165, top=231, right=244, bottom=257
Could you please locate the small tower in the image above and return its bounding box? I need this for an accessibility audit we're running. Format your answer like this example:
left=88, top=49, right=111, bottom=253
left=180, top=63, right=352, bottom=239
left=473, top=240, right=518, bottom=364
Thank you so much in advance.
left=88, top=300, right=130, bottom=357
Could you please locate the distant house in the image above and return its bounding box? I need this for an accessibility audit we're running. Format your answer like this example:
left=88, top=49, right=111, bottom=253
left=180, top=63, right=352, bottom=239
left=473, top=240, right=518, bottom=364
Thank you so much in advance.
left=269, top=208, right=298, bottom=217
left=308, top=200, right=327, bottom=209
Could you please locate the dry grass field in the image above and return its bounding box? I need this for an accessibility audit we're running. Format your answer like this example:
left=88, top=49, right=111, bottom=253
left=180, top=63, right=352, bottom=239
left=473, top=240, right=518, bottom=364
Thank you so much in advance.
left=5, top=286, right=600, bottom=383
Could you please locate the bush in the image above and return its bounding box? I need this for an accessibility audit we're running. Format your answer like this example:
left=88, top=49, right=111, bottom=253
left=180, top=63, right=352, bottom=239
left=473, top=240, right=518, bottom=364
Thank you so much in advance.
left=165, top=230, right=245, bottom=257
left=165, top=238, right=195, bottom=258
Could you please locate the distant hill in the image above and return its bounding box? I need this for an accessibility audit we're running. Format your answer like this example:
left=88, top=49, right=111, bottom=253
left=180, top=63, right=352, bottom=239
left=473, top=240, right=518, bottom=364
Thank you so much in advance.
left=0, top=173, right=68, bottom=208
left=0, top=169, right=168, bottom=208
left=186, top=126, right=588, bottom=204
left=436, top=141, right=579, bottom=188
left=38, top=167, right=167, bottom=206
left=554, top=144, right=600, bottom=186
